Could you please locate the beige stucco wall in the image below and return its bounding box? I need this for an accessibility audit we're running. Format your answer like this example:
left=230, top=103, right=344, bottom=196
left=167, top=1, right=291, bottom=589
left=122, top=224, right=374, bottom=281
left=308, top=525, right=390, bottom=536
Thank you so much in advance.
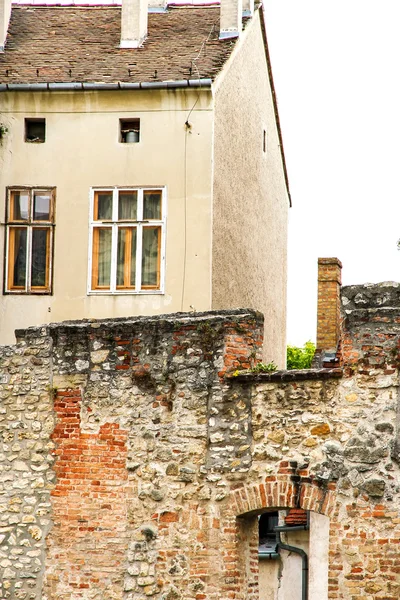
left=0, top=88, right=213, bottom=343
left=212, top=8, right=289, bottom=367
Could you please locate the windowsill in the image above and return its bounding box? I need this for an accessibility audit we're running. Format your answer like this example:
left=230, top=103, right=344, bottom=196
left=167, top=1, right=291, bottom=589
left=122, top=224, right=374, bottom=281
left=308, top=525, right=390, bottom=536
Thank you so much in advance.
left=88, top=290, right=164, bottom=296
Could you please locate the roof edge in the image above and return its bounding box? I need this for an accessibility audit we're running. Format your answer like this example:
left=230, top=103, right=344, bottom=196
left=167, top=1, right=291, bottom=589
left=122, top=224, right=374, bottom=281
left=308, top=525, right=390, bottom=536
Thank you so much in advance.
left=259, top=4, right=292, bottom=207
left=0, top=79, right=213, bottom=92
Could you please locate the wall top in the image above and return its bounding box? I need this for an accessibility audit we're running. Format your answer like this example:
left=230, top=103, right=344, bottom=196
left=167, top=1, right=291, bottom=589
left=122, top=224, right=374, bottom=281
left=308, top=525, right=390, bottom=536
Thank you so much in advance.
left=342, top=281, right=400, bottom=312
left=15, top=308, right=264, bottom=341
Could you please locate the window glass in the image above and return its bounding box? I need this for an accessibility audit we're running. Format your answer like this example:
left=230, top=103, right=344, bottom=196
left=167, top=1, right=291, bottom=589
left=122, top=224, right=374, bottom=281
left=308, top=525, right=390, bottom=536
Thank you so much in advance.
left=142, top=227, right=160, bottom=287
left=96, top=228, right=112, bottom=287
left=33, top=193, right=51, bottom=221
left=118, top=192, right=137, bottom=221
left=95, top=193, right=113, bottom=221
left=117, top=228, right=136, bottom=287
left=143, top=191, right=162, bottom=220
left=31, top=228, right=49, bottom=287
left=9, top=228, right=27, bottom=288
left=10, top=191, right=29, bottom=221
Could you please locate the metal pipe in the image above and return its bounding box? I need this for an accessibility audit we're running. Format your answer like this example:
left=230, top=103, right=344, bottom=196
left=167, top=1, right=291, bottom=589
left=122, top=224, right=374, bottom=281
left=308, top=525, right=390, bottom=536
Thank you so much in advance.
left=276, top=531, right=308, bottom=600
left=274, top=525, right=308, bottom=532
left=258, top=551, right=280, bottom=560
left=0, top=79, right=212, bottom=93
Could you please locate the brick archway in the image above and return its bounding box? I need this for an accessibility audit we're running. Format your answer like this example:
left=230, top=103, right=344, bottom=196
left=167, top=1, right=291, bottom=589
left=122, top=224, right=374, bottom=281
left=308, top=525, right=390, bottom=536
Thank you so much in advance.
left=215, top=462, right=337, bottom=600
left=229, top=461, right=337, bottom=519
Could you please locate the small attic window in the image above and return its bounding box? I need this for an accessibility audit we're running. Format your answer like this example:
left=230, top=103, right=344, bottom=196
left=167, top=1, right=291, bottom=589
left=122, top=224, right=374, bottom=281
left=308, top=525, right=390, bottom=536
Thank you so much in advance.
left=120, top=119, right=140, bottom=143
left=263, top=129, right=267, bottom=153
left=25, top=119, right=46, bottom=143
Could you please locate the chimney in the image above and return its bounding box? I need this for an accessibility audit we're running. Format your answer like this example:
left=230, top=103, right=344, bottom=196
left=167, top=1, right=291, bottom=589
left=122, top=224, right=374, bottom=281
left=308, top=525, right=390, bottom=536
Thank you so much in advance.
left=219, top=0, right=243, bottom=39
left=120, top=0, right=148, bottom=49
left=0, top=0, right=11, bottom=51
left=316, top=258, right=342, bottom=352
left=242, top=0, right=254, bottom=17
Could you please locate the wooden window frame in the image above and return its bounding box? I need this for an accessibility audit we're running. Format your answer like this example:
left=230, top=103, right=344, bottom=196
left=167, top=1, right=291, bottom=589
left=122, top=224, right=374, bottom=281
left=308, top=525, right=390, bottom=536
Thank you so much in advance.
left=4, top=187, right=55, bottom=295
left=88, top=187, right=166, bottom=295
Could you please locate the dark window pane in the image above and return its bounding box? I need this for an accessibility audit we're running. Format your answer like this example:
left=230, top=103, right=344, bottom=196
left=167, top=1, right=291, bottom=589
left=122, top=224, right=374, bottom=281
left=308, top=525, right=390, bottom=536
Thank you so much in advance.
left=10, top=228, right=27, bottom=288
left=33, top=193, right=51, bottom=221
left=96, top=193, right=113, bottom=220
left=118, top=192, right=137, bottom=220
left=31, top=229, right=49, bottom=287
left=143, top=191, right=162, bottom=220
left=141, top=227, right=160, bottom=288
left=10, top=192, right=29, bottom=221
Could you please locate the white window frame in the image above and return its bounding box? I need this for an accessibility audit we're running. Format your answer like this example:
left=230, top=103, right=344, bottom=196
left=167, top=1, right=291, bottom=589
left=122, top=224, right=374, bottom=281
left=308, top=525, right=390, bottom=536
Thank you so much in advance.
left=87, top=186, right=166, bottom=295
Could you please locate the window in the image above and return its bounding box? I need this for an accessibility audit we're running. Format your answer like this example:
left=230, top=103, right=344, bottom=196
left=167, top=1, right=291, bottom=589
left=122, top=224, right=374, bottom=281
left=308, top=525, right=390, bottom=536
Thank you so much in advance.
left=25, top=118, right=46, bottom=143
left=5, top=187, right=55, bottom=294
left=263, top=129, right=267, bottom=153
left=120, top=119, right=140, bottom=143
left=89, top=187, right=165, bottom=294
left=259, top=511, right=278, bottom=557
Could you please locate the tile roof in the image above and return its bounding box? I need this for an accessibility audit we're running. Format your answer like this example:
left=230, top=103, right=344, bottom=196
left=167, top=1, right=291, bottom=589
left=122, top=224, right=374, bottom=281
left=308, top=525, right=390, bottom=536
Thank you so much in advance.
left=284, top=509, right=308, bottom=527
left=0, top=5, right=239, bottom=84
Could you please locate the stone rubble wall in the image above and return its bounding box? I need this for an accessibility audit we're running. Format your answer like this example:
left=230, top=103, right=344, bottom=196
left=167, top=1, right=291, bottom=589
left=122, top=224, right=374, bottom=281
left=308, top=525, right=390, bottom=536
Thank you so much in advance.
left=0, top=329, right=54, bottom=600
left=0, top=295, right=399, bottom=599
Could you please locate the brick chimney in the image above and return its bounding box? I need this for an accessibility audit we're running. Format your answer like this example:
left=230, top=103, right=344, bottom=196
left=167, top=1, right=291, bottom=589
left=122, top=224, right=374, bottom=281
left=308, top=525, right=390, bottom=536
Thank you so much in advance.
left=120, top=0, right=147, bottom=49
left=0, top=0, right=11, bottom=51
left=316, top=258, right=342, bottom=352
left=220, top=0, right=243, bottom=39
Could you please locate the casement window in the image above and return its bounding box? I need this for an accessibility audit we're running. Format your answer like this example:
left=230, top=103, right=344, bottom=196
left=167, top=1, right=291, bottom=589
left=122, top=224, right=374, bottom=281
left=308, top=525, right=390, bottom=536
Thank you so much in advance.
left=89, top=187, right=166, bottom=294
left=4, top=187, right=55, bottom=294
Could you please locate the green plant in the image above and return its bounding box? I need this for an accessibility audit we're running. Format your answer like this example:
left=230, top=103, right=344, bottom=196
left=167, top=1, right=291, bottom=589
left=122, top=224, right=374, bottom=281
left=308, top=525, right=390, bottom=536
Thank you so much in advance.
left=286, top=341, right=315, bottom=370
left=251, top=361, right=278, bottom=373
left=0, top=123, right=8, bottom=138
left=232, top=361, right=278, bottom=376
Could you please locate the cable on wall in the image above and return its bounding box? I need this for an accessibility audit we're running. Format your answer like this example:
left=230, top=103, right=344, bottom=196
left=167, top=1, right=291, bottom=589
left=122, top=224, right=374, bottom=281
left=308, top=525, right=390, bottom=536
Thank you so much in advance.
left=181, top=24, right=216, bottom=311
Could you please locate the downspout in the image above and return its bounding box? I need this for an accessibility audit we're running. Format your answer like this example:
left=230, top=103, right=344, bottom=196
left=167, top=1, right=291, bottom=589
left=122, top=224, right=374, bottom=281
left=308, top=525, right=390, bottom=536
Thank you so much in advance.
left=274, top=515, right=309, bottom=600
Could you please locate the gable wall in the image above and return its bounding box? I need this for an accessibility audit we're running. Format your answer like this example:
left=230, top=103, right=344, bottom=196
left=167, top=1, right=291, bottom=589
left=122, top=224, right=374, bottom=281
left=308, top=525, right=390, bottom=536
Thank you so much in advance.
left=211, top=8, right=289, bottom=367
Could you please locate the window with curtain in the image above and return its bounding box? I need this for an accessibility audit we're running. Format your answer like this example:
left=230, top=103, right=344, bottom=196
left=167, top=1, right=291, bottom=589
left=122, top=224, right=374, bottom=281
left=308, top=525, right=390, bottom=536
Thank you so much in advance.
left=90, top=187, right=165, bottom=293
left=5, top=187, right=55, bottom=294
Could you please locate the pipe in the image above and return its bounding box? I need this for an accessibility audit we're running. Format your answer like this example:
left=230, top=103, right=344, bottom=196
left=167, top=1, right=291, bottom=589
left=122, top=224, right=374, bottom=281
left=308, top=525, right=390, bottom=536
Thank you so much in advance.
left=0, top=79, right=212, bottom=93
left=258, top=551, right=280, bottom=560
left=276, top=530, right=308, bottom=600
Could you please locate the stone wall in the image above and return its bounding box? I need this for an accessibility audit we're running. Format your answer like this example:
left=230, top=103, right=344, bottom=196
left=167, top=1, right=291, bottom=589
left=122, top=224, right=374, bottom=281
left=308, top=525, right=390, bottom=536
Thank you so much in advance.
left=0, top=296, right=400, bottom=599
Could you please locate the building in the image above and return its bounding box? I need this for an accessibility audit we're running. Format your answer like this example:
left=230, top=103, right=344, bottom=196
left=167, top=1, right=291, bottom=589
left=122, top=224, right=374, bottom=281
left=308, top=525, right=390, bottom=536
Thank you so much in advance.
left=0, top=0, right=290, bottom=365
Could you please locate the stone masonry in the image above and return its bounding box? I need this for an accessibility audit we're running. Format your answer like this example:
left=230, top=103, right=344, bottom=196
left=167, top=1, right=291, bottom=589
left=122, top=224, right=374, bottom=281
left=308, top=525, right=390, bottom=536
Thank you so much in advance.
left=0, top=296, right=399, bottom=599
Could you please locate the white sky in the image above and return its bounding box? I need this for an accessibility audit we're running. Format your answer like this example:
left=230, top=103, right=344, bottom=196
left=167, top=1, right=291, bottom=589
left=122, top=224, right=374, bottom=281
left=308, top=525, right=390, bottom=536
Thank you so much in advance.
left=263, top=1, right=400, bottom=345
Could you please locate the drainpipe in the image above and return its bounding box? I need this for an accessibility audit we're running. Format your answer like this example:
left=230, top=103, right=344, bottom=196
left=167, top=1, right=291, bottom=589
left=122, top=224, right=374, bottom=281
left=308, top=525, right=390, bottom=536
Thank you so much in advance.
left=274, top=518, right=309, bottom=600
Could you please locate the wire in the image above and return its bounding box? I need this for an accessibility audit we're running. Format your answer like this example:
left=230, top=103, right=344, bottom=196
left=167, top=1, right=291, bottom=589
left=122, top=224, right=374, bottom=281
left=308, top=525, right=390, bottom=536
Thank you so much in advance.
left=181, top=24, right=216, bottom=311
left=185, top=23, right=216, bottom=125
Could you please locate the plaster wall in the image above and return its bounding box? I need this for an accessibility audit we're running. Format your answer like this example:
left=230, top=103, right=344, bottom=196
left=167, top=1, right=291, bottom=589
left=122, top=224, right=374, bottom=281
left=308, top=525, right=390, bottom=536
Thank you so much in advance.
left=0, top=88, right=213, bottom=343
left=212, top=8, right=289, bottom=367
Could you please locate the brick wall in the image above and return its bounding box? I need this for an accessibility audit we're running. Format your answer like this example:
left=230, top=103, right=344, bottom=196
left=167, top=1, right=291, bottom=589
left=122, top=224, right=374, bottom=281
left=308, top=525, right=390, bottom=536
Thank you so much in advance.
left=316, top=257, right=342, bottom=351
left=0, top=300, right=400, bottom=599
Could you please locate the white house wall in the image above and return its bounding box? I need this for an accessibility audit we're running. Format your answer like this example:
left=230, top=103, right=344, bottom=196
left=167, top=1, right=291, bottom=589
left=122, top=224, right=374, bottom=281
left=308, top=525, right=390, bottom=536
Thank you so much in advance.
left=0, top=88, right=214, bottom=342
